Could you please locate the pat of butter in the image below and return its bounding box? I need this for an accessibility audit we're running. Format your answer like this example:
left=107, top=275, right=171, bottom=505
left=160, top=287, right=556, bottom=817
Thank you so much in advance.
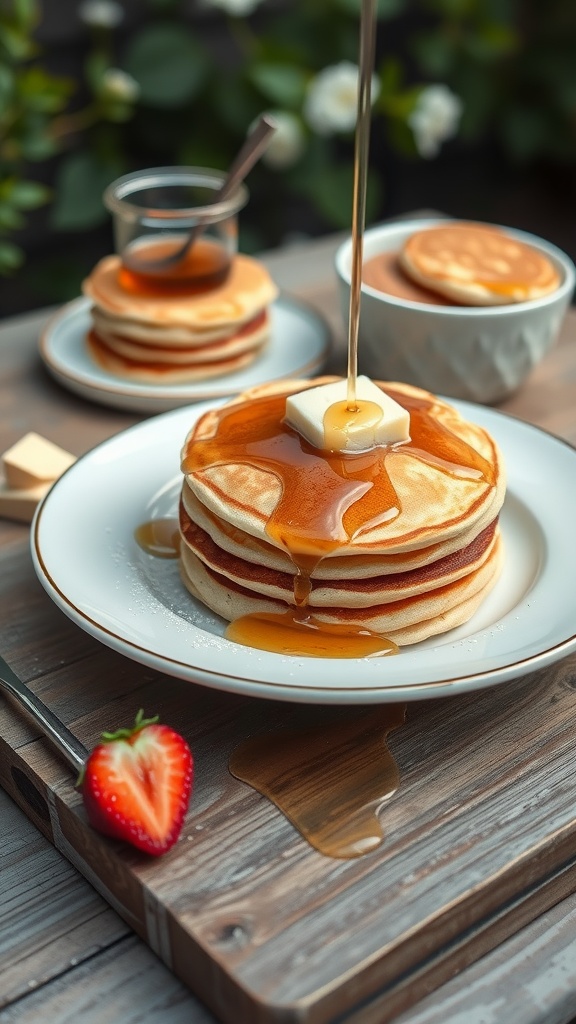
left=285, top=376, right=410, bottom=452
left=0, top=479, right=51, bottom=523
left=2, top=432, right=76, bottom=490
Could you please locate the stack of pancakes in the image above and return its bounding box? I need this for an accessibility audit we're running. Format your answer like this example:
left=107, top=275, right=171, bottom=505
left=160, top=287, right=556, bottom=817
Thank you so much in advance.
left=178, top=378, right=506, bottom=646
left=82, top=253, right=278, bottom=383
left=398, top=222, right=561, bottom=306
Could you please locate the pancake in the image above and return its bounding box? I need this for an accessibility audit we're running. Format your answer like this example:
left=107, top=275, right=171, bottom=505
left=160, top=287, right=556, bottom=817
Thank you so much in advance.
left=180, top=505, right=499, bottom=607
left=87, top=330, right=266, bottom=383
left=82, top=250, right=278, bottom=383
left=181, top=480, right=498, bottom=578
left=178, top=377, right=506, bottom=648
left=90, top=311, right=269, bottom=367
left=179, top=533, right=504, bottom=646
left=399, top=222, right=561, bottom=306
left=91, top=306, right=261, bottom=348
left=83, top=252, right=279, bottom=328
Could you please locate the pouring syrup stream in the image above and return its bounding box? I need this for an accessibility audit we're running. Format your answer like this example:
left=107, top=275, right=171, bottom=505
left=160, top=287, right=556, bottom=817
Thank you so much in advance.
left=346, top=0, right=377, bottom=413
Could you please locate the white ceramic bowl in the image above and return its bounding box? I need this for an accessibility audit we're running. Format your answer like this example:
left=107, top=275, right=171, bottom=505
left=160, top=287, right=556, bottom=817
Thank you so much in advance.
left=335, top=218, right=576, bottom=404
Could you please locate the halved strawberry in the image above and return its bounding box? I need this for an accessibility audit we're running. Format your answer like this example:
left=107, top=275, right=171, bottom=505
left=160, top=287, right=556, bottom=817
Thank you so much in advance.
left=79, top=710, right=193, bottom=856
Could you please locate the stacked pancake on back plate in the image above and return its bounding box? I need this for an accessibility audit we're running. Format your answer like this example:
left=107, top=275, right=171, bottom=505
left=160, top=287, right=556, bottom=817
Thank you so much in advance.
left=178, top=378, right=506, bottom=646
left=82, top=253, right=279, bottom=383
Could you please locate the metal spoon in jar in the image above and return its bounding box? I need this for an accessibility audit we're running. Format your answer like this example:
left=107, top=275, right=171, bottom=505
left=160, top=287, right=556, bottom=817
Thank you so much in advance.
left=122, top=114, right=277, bottom=276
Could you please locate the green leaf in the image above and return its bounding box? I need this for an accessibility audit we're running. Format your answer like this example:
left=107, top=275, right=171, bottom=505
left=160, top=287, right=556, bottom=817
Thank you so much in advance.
left=18, top=68, right=72, bottom=112
left=463, top=23, right=518, bottom=62
left=411, top=31, right=456, bottom=77
left=84, top=50, right=110, bottom=95
left=0, top=24, right=34, bottom=61
left=386, top=117, right=419, bottom=158
left=9, top=179, right=51, bottom=208
left=0, top=239, right=24, bottom=273
left=124, top=23, right=209, bottom=108
left=248, top=63, right=307, bottom=109
left=51, top=151, right=124, bottom=230
left=100, top=100, right=135, bottom=123
left=0, top=203, right=25, bottom=229
left=13, top=0, right=38, bottom=30
left=211, top=74, right=262, bottom=135
left=376, top=57, right=403, bottom=97
left=19, top=132, right=58, bottom=161
left=0, top=63, right=13, bottom=104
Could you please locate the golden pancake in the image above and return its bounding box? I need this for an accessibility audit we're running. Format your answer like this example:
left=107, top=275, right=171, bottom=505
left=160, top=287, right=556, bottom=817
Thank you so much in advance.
left=180, top=505, right=499, bottom=608
left=399, top=222, right=561, bottom=306
left=181, top=378, right=506, bottom=556
left=179, top=533, right=504, bottom=646
left=91, top=306, right=258, bottom=348
left=87, top=330, right=266, bottom=383
left=91, top=311, right=269, bottom=366
left=181, top=480, right=498, bottom=578
left=83, top=252, right=279, bottom=328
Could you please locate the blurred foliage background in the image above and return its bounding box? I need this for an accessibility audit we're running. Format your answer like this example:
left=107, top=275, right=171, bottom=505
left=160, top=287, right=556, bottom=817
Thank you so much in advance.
left=1, top=0, right=576, bottom=314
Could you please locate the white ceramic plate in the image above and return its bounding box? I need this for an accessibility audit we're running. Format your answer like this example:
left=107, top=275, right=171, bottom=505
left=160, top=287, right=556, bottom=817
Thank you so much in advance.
left=31, top=400, right=576, bottom=704
left=39, top=295, right=332, bottom=414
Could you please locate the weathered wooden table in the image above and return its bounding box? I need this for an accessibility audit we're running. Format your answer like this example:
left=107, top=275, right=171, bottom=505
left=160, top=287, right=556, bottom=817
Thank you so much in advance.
left=2, top=233, right=576, bottom=1023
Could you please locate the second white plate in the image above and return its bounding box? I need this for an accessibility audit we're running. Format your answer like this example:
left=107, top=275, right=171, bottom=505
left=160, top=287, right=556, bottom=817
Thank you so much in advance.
left=39, top=294, right=332, bottom=414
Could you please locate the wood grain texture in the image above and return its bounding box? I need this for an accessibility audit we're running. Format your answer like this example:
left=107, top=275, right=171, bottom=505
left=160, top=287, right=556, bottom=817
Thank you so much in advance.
left=2, top=248, right=576, bottom=1024
left=4, top=619, right=576, bottom=1024
left=0, top=789, right=128, bottom=1009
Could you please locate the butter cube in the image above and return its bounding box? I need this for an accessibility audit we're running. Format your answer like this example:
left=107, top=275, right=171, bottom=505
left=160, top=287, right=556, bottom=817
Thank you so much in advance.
left=2, top=433, right=76, bottom=490
left=0, top=479, right=51, bottom=523
left=285, top=376, right=410, bottom=452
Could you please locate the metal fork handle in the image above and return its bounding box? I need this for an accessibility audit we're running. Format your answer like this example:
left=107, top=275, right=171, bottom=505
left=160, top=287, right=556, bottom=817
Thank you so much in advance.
left=0, top=655, right=88, bottom=774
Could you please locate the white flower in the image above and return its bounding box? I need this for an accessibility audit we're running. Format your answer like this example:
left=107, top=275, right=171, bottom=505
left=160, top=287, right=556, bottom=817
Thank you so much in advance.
left=101, top=68, right=140, bottom=104
left=251, top=111, right=305, bottom=170
left=303, top=61, right=381, bottom=137
left=200, top=0, right=264, bottom=15
left=409, top=84, right=463, bottom=159
left=78, top=0, right=124, bottom=29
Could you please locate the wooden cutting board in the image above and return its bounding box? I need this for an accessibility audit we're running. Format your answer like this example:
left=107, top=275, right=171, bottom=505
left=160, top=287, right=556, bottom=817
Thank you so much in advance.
left=3, top=538, right=576, bottom=1024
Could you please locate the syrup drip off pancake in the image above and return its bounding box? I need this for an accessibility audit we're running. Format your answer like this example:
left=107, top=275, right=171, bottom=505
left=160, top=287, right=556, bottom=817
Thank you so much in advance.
left=178, top=378, right=506, bottom=654
left=82, top=252, right=279, bottom=383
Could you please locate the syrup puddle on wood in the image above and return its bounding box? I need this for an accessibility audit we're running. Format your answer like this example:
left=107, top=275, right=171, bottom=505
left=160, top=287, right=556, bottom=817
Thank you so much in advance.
left=229, top=704, right=406, bottom=858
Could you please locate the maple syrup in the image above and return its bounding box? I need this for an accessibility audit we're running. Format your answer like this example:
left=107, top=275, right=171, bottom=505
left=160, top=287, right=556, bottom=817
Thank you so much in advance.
left=134, top=519, right=180, bottom=558
left=322, top=398, right=384, bottom=452
left=229, top=705, right=406, bottom=858
left=226, top=611, right=398, bottom=659
left=119, top=236, right=231, bottom=297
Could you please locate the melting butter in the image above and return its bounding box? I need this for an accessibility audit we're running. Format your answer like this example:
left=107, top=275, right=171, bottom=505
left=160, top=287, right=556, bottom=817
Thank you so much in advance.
left=285, top=375, right=410, bottom=452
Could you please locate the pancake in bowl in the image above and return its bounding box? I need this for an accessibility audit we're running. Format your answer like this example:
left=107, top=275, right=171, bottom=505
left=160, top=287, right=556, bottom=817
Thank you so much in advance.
left=178, top=378, right=506, bottom=654
left=82, top=253, right=278, bottom=383
left=399, top=222, right=561, bottom=306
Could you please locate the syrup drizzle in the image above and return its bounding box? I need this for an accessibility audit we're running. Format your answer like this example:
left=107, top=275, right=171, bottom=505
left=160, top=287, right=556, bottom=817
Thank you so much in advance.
left=229, top=705, right=406, bottom=858
left=134, top=518, right=180, bottom=558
